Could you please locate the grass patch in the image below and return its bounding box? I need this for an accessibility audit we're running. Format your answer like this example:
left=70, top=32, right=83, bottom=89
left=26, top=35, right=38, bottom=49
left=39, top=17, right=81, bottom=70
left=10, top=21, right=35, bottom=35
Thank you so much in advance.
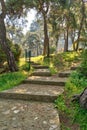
left=53, top=51, right=87, bottom=129
left=55, top=71, right=87, bottom=130
left=0, top=71, right=28, bottom=91
left=31, top=55, right=43, bottom=64
left=26, top=51, right=81, bottom=75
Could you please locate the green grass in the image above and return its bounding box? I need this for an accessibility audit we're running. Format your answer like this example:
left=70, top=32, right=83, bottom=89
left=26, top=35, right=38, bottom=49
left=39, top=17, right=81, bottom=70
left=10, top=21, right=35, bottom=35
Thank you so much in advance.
left=52, top=51, right=87, bottom=130
left=0, top=71, right=27, bottom=91
left=24, top=51, right=81, bottom=75
left=0, top=51, right=86, bottom=129
left=55, top=71, right=87, bottom=130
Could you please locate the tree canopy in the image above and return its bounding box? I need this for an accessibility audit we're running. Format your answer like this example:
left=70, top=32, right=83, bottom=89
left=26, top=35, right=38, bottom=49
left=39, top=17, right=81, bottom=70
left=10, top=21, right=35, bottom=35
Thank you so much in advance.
left=0, top=0, right=87, bottom=71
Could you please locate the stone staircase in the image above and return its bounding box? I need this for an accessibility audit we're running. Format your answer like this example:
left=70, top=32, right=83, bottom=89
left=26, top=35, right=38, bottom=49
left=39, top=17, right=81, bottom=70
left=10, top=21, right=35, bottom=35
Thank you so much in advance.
left=31, top=69, right=51, bottom=76
left=0, top=62, right=67, bottom=102
left=0, top=62, right=78, bottom=130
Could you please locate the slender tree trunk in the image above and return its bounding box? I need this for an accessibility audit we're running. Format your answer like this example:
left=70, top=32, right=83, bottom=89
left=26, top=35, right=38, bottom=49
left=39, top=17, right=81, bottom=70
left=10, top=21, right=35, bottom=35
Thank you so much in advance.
left=55, top=34, right=59, bottom=48
left=55, top=35, right=59, bottom=53
left=70, top=29, right=76, bottom=51
left=0, top=15, right=18, bottom=72
left=75, top=0, right=85, bottom=51
left=64, top=27, right=69, bottom=52
left=71, top=29, right=75, bottom=43
left=43, top=14, right=49, bottom=57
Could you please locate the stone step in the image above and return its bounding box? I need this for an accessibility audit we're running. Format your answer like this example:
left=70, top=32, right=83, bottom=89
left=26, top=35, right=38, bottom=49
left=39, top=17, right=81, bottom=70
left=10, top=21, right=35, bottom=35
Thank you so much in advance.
left=71, top=66, right=78, bottom=70
left=32, top=69, right=51, bottom=76
left=32, top=65, right=49, bottom=69
left=23, top=76, right=67, bottom=86
left=0, top=99, right=60, bottom=130
left=31, top=62, right=41, bottom=66
left=58, top=70, right=72, bottom=77
left=0, top=84, right=64, bottom=102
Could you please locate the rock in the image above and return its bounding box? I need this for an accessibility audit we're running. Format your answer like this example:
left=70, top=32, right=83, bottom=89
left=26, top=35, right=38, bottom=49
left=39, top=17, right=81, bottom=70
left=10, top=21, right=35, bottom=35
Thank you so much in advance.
left=43, top=121, right=47, bottom=125
left=72, top=88, right=87, bottom=109
left=79, top=88, right=87, bottom=109
left=2, top=110, right=10, bottom=115
left=34, top=117, right=38, bottom=120
left=49, top=125, right=58, bottom=130
left=13, top=110, right=20, bottom=114
left=1, top=126, right=8, bottom=130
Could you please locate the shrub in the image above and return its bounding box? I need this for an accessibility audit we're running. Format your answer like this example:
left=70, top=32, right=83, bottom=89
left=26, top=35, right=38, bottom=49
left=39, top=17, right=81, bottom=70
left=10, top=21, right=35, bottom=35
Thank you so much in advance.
left=11, top=43, right=21, bottom=61
left=78, top=50, right=87, bottom=77
left=0, top=39, right=21, bottom=66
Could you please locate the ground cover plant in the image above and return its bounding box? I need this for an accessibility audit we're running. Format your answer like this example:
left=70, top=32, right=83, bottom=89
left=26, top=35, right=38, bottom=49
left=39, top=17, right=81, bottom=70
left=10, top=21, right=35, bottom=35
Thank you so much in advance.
left=0, top=58, right=32, bottom=92
left=30, top=52, right=81, bottom=74
left=55, top=50, right=87, bottom=130
left=0, top=71, right=27, bottom=91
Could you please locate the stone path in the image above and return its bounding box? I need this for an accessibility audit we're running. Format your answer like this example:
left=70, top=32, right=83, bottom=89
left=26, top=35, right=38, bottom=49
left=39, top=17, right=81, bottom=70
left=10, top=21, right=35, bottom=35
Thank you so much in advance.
left=0, top=100, right=60, bottom=130
left=0, top=62, right=77, bottom=130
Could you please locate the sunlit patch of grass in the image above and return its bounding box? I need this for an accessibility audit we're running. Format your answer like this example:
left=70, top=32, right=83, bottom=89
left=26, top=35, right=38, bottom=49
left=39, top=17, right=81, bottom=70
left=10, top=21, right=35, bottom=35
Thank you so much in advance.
left=19, top=58, right=25, bottom=67
left=54, top=51, right=87, bottom=129
left=0, top=71, right=28, bottom=91
left=31, top=55, right=44, bottom=63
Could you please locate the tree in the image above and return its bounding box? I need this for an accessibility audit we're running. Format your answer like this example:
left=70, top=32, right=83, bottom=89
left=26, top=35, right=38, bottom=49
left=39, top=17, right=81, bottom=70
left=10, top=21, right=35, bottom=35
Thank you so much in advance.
left=26, top=0, right=50, bottom=57
left=0, top=39, right=21, bottom=65
left=74, top=0, right=86, bottom=51
left=0, top=0, right=18, bottom=71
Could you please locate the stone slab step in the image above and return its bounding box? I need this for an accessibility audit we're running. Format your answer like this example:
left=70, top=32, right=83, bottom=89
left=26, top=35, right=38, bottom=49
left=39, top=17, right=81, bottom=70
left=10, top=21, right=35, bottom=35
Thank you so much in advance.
left=32, top=65, right=49, bottom=69
left=58, top=70, right=72, bottom=77
left=0, top=84, right=64, bottom=102
left=32, top=69, right=51, bottom=76
left=23, top=76, right=67, bottom=86
left=71, top=66, right=78, bottom=70
left=0, top=99, right=60, bottom=130
left=31, top=62, right=41, bottom=66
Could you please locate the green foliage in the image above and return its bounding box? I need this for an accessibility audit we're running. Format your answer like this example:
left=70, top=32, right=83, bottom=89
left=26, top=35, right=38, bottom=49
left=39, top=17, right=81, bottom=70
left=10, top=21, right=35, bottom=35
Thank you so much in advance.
left=0, top=39, right=21, bottom=66
left=21, top=62, right=31, bottom=71
left=50, top=47, right=56, bottom=54
left=55, top=70, right=87, bottom=130
left=0, top=71, right=27, bottom=91
left=51, top=52, right=80, bottom=71
left=55, top=51, right=87, bottom=129
left=11, top=44, right=21, bottom=61
left=72, top=104, right=87, bottom=130
left=43, top=57, right=50, bottom=66
left=78, top=50, right=87, bottom=77
left=70, top=72, right=87, bottom=88
left=0, top=46, right=6, bottom=66
left=55, top=95, right=69, bottom=113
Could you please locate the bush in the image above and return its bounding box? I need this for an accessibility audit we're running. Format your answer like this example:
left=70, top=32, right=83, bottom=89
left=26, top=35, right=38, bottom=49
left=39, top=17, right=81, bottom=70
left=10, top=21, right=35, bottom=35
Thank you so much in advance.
left=11, top=44, right=21, bottom=61
left=78, top=50, right=87, bottom=77
left=0, top=39, right=21, bottom=66
left=21, top=62, right=31, bottom=71
left=50, top=47, right=56, bottom=54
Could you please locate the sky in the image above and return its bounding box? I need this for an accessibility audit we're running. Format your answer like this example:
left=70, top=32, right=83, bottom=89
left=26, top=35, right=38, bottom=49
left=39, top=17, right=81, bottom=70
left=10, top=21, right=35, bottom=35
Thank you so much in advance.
left=23, top=9, right=36, bottom=34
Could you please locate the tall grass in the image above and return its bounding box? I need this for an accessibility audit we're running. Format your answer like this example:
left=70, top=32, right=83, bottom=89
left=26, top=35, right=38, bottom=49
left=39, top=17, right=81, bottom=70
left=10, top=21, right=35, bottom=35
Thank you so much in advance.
left=0, top=71, right=27, bottom=91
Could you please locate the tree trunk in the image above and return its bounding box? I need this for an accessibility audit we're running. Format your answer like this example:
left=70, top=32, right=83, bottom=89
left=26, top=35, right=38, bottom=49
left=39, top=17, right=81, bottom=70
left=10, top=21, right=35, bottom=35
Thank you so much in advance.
left=0, top=15, right=18, bottom=72
left=70, top=30, right=76, bottom=51
left=43, top=14, right=49, bottom=57
left=75, top=0, right=85, bottom=51
left=64, top=27, right=69, bottom=52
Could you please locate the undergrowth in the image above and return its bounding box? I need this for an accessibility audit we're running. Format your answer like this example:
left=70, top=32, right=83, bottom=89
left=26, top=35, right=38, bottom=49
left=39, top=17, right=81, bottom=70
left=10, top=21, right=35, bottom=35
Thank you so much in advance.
left=0, top=71, right=27, bottom=91
left=55, top=50, right=87, bottom=130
